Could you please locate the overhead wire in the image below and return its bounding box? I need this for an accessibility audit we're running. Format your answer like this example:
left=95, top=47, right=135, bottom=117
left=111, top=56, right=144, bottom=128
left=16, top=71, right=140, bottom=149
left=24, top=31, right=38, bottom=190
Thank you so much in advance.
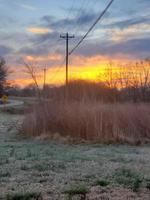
left=48, top=0, right=81, bottom=83
left=49, top=0, right=115, bottom=83
left=69, top=0, right=99, bottom=78
left=69, top=0, right=115, bottom=55
left=47, top=1, right=77, bottom=82
left=66, top=0, right=91, bottom=78
left=74, top=0, right=101, bottom=35
left=73, top=0, right=93, bottom=36
left=61, top=0, right=77, bottom=34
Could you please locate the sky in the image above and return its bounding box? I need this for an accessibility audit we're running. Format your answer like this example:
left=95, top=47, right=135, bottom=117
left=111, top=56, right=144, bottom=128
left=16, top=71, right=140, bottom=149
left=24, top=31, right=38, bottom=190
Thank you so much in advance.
left=0, top=0, right=150, bottom=86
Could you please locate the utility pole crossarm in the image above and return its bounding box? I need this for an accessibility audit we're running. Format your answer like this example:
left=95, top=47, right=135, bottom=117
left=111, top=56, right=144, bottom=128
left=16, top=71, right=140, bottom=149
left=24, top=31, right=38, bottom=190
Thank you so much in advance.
left=60, top=33, right=75, bottom=85
left=60, top=34, right=75, bottom=39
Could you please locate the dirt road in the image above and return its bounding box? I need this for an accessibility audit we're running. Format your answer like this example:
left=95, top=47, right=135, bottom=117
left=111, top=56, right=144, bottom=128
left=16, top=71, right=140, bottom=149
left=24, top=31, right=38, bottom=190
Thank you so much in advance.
left=0, top=99, right=24, bottom=108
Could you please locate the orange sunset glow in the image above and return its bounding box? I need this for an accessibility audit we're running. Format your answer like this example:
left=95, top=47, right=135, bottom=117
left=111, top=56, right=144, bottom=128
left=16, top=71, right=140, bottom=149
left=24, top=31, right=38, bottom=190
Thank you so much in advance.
left=10, top=54, right=131, bottom=87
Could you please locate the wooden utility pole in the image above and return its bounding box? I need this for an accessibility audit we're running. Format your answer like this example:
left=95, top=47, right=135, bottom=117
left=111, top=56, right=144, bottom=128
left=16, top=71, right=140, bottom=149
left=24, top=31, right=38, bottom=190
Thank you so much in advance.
left=43, top=68, right=46, bottom=89
left=60, top=33, right=74, bottom=85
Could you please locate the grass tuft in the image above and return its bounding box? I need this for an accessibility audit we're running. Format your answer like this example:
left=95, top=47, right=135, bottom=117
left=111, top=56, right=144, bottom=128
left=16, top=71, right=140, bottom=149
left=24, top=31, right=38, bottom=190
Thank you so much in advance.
left=96, top=179, right=110, bottom=187
left=63, top=185, right=88, bottom=199
left=6, top=192, right=42, bottom=200
left=114, top=168, right=142, bottom=192
left=145, top=179, right=150, bottom=190
left=0, top=170, right=11, bottom=178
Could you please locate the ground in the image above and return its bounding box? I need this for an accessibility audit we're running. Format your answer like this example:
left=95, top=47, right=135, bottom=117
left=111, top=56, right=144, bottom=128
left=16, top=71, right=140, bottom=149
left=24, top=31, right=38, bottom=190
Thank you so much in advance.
left=0, top=112, right=150, bottom=200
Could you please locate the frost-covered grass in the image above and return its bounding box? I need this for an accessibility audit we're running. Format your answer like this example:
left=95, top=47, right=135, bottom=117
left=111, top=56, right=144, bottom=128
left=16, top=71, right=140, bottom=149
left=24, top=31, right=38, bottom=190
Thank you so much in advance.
left=0, top=113, right=150, bottom=199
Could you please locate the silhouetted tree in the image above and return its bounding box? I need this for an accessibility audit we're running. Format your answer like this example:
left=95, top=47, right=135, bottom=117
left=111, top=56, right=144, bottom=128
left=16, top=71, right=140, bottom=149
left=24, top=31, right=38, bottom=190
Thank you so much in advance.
left=0, top=57, right=8, bottom=97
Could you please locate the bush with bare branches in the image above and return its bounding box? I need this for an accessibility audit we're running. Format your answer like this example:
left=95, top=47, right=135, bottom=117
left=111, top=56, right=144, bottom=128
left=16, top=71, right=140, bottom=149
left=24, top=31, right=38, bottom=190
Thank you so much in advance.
left=22, top=81, right=150, bottom=144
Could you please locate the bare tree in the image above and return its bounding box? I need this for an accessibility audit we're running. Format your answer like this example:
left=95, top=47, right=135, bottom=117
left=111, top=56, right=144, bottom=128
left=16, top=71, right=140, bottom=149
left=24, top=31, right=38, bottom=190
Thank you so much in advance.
left=23, top=61, right=41, bottom=99
left=99, top=62, right=119, bottom=89
left=0, top=57, right=8, bottom=97
left=138, top=60, right=150, bottom=101
left=98, top=60, right=150, bottom=102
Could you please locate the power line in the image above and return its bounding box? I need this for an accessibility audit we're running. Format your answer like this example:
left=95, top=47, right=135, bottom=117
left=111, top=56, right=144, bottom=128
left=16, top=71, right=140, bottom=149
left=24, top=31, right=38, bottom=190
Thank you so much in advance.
left=72, top=0, right=97, bottom=47
left=69, top=0, right=115, bottom=55
left=73, top=0, right=93, bottom=36
left=61, top=0, right=76, bottom=33
left=74, top=0, right=88, bottom=21
left=61, top=0, right=88, bottom=35
left=65, top=0, right=76, bottom=21
left=49, top=0, right=114, bottom=84
left=46, top=1, right=77, bottom=84
left=70, top=0, right=99, bottom=56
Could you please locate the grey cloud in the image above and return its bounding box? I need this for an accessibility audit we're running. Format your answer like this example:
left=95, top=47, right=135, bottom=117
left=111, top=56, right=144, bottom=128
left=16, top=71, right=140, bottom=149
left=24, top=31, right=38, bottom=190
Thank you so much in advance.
left=0, top=45, right=13, bottom=57
left=15, top=4, right=150, bottom=60
left=19, top=45, right=50, bottom=56
left=30, top=32, right=60, bottom=45
left=103, top=15, right=150, bottom=29
left=74, top=37, right=150, bottom=59
left=41, top=11, right=97, bottom=31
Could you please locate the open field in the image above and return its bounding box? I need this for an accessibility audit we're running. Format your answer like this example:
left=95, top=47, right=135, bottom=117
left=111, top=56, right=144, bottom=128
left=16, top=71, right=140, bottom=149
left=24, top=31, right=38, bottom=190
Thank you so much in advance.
left=0, top=113, right=150, bottom=199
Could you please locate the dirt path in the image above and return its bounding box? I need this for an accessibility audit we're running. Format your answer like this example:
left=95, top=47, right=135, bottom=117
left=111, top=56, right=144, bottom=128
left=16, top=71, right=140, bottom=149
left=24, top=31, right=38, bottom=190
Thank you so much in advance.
left=0, top=113, right=150, bottom=199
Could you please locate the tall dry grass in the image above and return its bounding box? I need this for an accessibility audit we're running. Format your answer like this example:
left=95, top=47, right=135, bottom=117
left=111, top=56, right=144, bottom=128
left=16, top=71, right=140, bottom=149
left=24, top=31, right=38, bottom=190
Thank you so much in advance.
left=22, top=101, right=150, bottom=144
left=22, top=81, right=150, bottom=144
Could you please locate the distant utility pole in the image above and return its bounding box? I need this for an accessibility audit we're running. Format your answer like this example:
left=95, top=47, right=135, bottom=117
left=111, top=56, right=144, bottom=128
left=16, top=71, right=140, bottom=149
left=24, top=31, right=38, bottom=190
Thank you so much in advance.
left=60, top=33, right=74, bottom=85
left=43, top=68, right=46, bottom=89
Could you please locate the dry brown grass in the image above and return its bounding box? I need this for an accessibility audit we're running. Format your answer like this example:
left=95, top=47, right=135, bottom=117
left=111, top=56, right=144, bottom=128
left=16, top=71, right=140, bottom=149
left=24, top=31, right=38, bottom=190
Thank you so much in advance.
left=21, top=80, right=150, bottom=144
left=22, top=102, right=150, bottom=144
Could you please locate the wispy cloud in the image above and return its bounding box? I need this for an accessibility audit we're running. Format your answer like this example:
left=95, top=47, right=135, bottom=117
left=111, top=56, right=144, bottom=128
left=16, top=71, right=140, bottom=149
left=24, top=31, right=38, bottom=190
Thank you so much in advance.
left=19, top=3, right=37, bottom=11
left=108, top=23, right=150, bottom=42
left=27, top=27, right=53, bottom=34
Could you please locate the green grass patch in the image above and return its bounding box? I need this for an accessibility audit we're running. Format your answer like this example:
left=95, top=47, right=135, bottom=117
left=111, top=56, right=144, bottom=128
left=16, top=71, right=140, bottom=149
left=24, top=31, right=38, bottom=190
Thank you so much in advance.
left=114, top=168, right=142, bottom=192
left=145, top=179, right=150, bottom=190
left=6, top=192, right=42, bottom=200
left=63, top=185, right=88, bottom=199
left=33, top=161, right=66, bottom=172
left=0, top=158, right=9, bottom=165
left=33, top=163, right=49, bottom=172
left=96, top=179, right=110, bottom=187
left=0, top=170, right=11, bottom=178
left=20, top=164, right=29, bottom=171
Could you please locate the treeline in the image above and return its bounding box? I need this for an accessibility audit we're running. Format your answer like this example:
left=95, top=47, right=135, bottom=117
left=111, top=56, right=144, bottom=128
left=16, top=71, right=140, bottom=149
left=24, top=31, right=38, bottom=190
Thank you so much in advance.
left=6, top=59, right=150, bottom=103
